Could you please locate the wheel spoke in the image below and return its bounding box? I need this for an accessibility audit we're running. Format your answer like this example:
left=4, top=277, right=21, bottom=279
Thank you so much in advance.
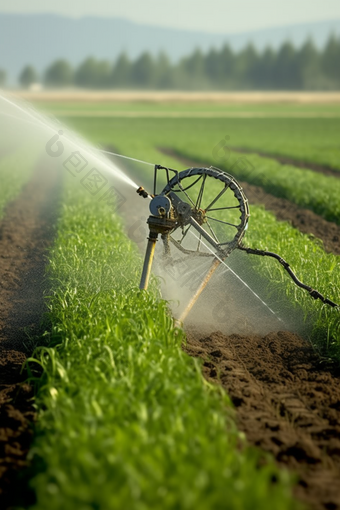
left=208, top=205, right=240, bottom=212
left=195, top=174, right=207, bottom=210
left=206, top=215, right=239, bottom=228
left=180, top=224, right=192, bottom=243
left=165, top=167, right=248, bottom=256
left=206, top=220, right=219, bottom=243
left=177, top=179, right=196, bottom=207
left=205, top=183, right=230, bottom=211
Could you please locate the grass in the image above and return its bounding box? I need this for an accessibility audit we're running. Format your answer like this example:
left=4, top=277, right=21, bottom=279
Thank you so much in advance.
left=24, top=173, right=298, bottom=510
left=34, top=101, right=340, bottom=169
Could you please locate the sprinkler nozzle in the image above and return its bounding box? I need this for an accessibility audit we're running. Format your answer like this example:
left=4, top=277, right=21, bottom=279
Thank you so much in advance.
left=136, top=186, right=149, bottom=199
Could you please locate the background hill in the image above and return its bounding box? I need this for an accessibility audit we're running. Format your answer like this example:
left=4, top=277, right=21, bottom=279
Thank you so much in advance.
left=1, top=13, right=340, bottom=84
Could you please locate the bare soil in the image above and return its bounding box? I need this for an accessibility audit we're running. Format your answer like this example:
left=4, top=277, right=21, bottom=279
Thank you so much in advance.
left=185, top=329, right=340, bottom=510
left=161, top=148, right=340, bottom=255
left=0, top=160, right=60, bottom=508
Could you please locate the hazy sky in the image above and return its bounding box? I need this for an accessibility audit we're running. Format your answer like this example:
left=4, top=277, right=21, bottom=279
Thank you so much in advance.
left=0, top=0, right=339, bottom=33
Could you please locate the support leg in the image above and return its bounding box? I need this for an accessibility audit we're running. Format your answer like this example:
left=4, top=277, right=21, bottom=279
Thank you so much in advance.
left=177, top=257, right=221, bottom=324
left=139, top=233, right=158, bottom=290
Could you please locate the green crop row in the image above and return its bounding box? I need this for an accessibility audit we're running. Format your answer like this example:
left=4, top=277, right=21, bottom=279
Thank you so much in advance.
left=64, top=115, right=340, bottom=171
left=23, top=173, right=297, bottom=510
left=184, top=117, right=340, bottom=172
left=43, top=103, right=340, bottom=171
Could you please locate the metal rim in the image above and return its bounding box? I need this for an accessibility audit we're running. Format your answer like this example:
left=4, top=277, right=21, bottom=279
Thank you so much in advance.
left=161, top=166, right=250, bottom=255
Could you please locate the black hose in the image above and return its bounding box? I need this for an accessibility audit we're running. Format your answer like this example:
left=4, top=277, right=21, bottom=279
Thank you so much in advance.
left=238, top=245, right=339, bottom=308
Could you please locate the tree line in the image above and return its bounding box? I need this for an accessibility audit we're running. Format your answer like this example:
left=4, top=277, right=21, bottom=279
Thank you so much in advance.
left=2, top=35, right=340, bottom=90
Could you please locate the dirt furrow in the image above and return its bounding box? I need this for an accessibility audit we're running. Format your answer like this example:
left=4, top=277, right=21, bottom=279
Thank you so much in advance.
left=160, top=148, right=340, bottom=255
left=0, top=159, right=61, bottom=508
left=185, top=329, right=340, bottom=510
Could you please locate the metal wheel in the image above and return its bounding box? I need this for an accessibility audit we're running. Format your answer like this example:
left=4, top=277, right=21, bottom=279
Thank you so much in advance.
left=161, top=166, right=250, bottom=256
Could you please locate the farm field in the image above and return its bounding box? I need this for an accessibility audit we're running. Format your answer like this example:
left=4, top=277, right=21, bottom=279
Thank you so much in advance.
left=22, top=173, right=298, bottom=510
left=57, top=115, right=340, bottom=351
left=1, top=94, right=340, bottom=510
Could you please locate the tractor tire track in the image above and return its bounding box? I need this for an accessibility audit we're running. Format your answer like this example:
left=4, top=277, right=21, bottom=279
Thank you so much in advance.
left=0, top=159, right=61, bottom=509
left=160, top=148, right=340, bottom=255
left=185, top=328, right=340, bottom=510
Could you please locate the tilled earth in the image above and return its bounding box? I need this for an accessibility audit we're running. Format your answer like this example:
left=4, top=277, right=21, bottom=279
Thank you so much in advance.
left=0, top=160, right=60, bottom=508
left=185, top=329, right=340, bottom=510
left=1, top=149, right=340, bottom=509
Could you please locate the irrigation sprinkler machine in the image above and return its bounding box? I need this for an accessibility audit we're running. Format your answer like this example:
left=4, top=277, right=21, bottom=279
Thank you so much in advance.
left=136, top=164, right=338, bottom=323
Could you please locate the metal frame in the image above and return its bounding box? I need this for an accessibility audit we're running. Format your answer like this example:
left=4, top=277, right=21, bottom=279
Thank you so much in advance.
left=137, top=164, right=339, bottom=313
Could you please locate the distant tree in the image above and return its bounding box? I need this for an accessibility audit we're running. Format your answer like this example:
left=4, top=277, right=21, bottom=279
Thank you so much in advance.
left=19, top=65, right=38, bottom=88
left=218, top=44, right=235, bottom=88
left=184, top=48, right=204, bottom=75
left=204, top=48, right=221, bottom=86
left=155, top=52, right=173, bottom=89
left=75, top=57, right=111, bottom=88
left=44, top=59, right=74, bottom=88
left=236, top=43, right=259, bottom=88
left=111, top=53, right=131, bottom=88
left=177, top=48, right=214, bottom=89
left=131, top=52, right=155, bottom=88
left=37, top=35, right=340, bottom=92
left=274, top=41, right=299, bottom=89
left=255, top=47, right=276, bottom=89
left=322, top=34, right=340, bottom=87
left=182, top=48, right=208, bottom=88
left=0, top=69, right=6, bottom=87
left=296, top=39, right=320, bottom=89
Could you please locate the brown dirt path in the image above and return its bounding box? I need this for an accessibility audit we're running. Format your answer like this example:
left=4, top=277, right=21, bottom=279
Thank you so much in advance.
left=160, top=148, right=340, bottom=255
left=185, top=328, right=340, bottom=510
left=0, top=159, right=61, bottom=508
